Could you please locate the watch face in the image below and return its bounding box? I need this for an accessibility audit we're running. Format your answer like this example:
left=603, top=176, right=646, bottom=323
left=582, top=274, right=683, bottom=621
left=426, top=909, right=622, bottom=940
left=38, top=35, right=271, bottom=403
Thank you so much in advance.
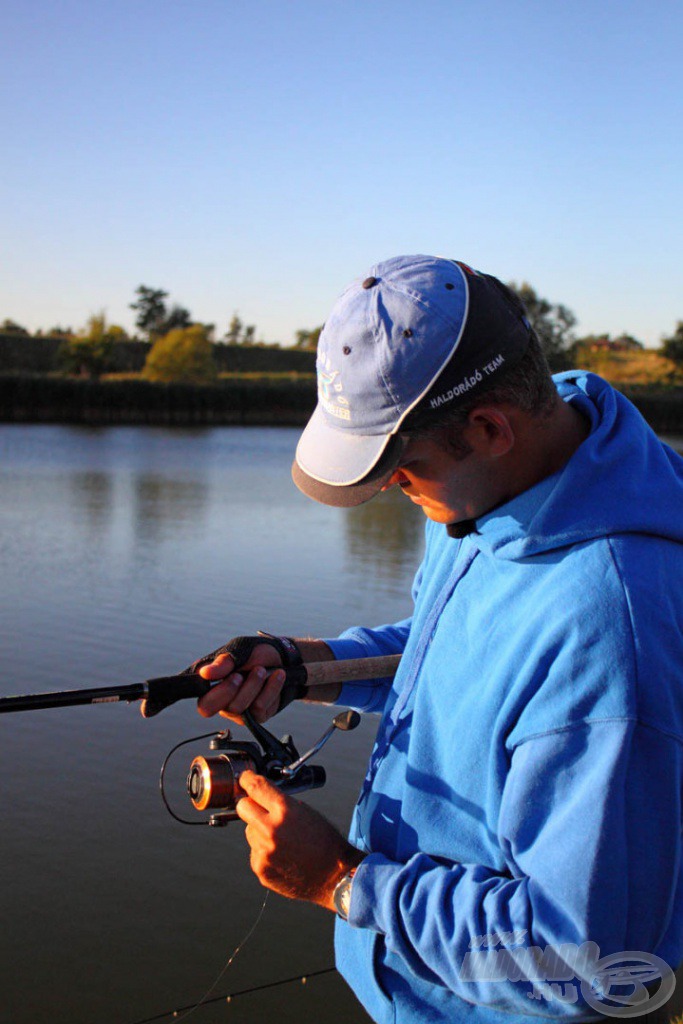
left=334, top=873, right=354, bottom=919
left=339, top=879, right=352, bottom=918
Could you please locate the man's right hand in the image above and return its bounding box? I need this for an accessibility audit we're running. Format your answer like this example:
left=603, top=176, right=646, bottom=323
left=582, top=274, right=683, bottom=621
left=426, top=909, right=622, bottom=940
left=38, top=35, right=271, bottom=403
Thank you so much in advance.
left=191, top=634, right=338, bottom=723
left=196, top=642, right=288, bottom=724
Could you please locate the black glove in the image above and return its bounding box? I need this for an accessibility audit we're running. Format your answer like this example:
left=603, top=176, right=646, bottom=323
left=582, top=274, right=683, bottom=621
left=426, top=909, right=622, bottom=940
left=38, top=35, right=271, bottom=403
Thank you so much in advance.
left=140, top=635, right=303, bottom=719
left=184, top=632, right=302, bottom=675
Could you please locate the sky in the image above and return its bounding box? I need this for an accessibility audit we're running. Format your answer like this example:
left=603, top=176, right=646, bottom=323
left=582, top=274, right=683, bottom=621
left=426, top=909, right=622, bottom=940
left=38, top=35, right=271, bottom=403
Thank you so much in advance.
left=1, top=0, right=682, bottom=348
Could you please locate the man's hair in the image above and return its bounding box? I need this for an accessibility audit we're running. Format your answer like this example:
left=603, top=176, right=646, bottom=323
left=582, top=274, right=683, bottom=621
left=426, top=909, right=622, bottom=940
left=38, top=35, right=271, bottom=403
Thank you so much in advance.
left=403, top=330, right=557, bottom=458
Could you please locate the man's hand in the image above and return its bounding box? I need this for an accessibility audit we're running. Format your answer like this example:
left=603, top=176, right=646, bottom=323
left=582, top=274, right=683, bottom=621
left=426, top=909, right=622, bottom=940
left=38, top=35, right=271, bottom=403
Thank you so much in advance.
left=195, top=636, right=337, bottom=723
left=197, top=645, right=286, bottom=724
left=235, top=771, right=364, bottom=909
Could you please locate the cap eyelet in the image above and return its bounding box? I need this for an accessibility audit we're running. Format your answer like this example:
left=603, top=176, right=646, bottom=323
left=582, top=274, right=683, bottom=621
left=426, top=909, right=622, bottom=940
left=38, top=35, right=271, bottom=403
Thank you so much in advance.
left=445, top=283, right=455, bottom=290
left=362, top=276, right=378, bottom=289
left=403, top=329, right=413, bottom=338
left=343, top=346, right=351, bottom=355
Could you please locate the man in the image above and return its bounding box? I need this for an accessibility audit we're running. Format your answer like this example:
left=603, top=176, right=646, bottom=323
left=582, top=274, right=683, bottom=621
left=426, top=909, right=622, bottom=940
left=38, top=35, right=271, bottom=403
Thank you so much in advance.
left=193, top=255, right=683, bottom=1022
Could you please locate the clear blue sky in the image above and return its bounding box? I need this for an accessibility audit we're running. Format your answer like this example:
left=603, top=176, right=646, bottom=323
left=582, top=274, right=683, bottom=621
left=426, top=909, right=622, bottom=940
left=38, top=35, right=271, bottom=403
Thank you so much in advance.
left=2, top=0, right=681, bottom=347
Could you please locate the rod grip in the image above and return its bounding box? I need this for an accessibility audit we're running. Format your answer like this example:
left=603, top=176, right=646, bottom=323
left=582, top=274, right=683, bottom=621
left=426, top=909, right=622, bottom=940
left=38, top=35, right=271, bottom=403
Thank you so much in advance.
left=276, top=654, right=401, bottom=712
left=141, top=674, right=211, bottom=718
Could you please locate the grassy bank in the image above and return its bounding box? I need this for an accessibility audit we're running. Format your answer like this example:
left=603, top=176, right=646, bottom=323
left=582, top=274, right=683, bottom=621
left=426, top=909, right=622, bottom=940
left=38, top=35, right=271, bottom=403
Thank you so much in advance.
left=0, top=374, right=317, bottom=426
left=1, top=372, right=682, bottom=435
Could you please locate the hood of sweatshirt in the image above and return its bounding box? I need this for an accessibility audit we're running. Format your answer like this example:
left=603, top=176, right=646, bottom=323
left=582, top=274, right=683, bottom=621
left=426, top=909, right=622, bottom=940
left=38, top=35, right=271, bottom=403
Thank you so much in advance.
left=471, top=371, right=683, bottom=561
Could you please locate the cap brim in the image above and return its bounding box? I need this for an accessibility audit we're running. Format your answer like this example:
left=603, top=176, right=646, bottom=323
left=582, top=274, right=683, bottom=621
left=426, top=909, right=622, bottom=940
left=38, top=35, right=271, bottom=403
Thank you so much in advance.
left=292, top=420, right=405, bottom=507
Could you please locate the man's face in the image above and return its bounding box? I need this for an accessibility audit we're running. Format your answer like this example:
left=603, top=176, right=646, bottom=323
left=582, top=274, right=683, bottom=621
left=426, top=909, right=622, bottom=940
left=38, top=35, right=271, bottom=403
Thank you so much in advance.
left=383, top=432, right=498, bottom=525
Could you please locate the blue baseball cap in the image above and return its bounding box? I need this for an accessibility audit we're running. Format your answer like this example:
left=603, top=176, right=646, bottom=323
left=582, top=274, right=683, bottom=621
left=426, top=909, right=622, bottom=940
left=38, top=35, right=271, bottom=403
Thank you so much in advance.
left=292, top=255, right=532, bottom=507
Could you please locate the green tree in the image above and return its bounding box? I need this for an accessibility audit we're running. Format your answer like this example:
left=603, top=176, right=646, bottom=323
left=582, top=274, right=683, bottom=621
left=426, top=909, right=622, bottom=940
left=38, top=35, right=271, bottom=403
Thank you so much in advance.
left=130, top=285, right=169, bottom=341
left=42, top=325, right=74, bottom=340
left=294, top=326, right=323, bottom=350
left=143, top=324, right=217, bottom=384
left=662, top=322, right=683, bottom=366
left=0, top=318, right=29, bottom=336
left=106, top=324, right=130, bottom=343
left=58, top=314, right=119, bottom=379
left=224, top=313, right=243, bottom=345
left=507, top=282, right=577, bottom=370
left=163, top=305, right=192, bottom=333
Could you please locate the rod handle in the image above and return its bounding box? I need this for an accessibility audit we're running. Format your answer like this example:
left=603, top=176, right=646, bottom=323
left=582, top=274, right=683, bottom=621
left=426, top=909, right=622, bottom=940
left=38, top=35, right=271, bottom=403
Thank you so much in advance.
left=276, top=654, right=402, bottom=712
left=141, top=654, right=402, bottom=718
left=141, top=674, right=211, bottom=718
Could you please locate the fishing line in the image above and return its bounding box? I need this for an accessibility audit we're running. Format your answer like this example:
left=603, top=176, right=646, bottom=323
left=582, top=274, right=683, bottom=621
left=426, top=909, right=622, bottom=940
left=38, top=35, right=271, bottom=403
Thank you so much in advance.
left=163, top=889, right=270, bottom=1024
left=126, top=966, right=337, bottom=1024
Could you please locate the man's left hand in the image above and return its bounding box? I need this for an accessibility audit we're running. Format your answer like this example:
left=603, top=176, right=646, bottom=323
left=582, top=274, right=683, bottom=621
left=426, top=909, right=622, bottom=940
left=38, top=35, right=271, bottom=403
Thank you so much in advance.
left=235, top=771, right=364, bottom=910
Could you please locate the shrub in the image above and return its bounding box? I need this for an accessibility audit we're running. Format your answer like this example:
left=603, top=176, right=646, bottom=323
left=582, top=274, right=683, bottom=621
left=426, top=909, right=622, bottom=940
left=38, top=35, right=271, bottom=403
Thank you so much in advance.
left=143, top=325, right=218, bottom=384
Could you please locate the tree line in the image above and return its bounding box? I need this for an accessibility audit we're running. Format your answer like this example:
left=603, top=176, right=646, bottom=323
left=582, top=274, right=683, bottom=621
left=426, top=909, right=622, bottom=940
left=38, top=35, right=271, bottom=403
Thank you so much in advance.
left=3, top=281, right=683, bottom=384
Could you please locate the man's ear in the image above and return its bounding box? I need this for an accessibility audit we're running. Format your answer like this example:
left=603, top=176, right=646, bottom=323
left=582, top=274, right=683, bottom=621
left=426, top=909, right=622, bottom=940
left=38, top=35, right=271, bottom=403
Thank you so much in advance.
left=466, top=407, right=515, bottom=458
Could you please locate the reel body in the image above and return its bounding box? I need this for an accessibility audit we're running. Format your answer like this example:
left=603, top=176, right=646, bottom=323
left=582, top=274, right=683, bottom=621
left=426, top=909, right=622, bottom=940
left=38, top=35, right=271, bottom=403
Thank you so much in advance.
left=162, top=709, right=358, bottom=827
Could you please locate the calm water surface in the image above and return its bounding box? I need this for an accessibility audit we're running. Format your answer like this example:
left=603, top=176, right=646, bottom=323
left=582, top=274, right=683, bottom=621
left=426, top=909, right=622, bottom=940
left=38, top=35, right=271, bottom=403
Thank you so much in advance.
left=0, top=425, right=425, bottom=1024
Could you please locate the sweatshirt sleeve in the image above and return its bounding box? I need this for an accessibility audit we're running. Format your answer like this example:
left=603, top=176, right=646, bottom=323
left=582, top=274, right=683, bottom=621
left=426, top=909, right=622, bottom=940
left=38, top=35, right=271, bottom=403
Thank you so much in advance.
left=345, top=718, right=682, bottom=1016
left=324, top=617, right=412, bottom=712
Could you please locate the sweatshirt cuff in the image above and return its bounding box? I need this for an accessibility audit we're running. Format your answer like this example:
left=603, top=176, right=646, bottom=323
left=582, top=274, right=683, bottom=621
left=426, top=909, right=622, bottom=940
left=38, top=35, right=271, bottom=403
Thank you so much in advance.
left=347, top=853, right=404, bottom=933
left=323, top=636, right=390, bottom=710
left=323, top=636, right=372, bottom=662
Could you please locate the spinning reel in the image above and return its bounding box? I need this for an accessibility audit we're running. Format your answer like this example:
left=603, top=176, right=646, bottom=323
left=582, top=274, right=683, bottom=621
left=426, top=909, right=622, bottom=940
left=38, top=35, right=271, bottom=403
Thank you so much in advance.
left=161, top=707, right=360, bottom=827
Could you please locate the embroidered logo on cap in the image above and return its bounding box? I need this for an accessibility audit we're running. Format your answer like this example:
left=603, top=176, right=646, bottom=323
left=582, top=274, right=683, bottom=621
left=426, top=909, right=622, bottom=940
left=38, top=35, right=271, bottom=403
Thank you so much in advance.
left=317, top=355, right=350, bottom=421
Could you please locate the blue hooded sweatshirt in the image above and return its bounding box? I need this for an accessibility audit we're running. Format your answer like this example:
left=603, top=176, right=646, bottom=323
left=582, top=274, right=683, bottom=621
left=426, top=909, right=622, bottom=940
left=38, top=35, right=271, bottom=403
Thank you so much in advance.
left=325, top=373, right=683, bottom=1023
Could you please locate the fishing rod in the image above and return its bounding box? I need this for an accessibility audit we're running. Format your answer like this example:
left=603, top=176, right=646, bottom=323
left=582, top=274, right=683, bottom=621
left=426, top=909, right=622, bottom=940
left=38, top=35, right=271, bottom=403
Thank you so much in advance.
left=0, top=654, right=401, bottom=718
left=0, top=654, right=401, bottom=824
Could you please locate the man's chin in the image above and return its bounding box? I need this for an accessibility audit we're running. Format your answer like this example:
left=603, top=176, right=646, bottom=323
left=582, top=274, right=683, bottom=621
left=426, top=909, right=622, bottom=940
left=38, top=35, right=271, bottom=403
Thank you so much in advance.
left=446, top=519, right=478, bottom=538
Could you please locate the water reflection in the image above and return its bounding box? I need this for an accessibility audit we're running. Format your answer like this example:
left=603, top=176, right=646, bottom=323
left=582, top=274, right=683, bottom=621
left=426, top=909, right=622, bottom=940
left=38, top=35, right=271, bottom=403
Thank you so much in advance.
left=131, top=472, right=208, bottom=544
left=343, top=488, right=425, bottom=583
left=69, top=470, right=114, bottom=535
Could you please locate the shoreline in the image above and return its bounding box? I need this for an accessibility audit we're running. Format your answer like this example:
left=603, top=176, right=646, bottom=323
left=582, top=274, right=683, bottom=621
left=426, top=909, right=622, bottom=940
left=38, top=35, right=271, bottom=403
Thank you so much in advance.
left=0, top=374, right=682, bottom=436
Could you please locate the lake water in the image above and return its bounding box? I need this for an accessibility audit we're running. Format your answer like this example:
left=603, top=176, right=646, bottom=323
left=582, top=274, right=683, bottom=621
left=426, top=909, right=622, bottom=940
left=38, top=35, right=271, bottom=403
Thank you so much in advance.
left=1, top=424, right=681, bottom=1024
left=0, top=425, right=425, bottom=1024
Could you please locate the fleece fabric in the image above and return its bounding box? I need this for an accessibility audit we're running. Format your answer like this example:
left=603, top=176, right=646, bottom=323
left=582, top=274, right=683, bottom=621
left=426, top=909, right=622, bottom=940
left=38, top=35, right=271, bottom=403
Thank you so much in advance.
left=325, top=372, right=683, bottom=1023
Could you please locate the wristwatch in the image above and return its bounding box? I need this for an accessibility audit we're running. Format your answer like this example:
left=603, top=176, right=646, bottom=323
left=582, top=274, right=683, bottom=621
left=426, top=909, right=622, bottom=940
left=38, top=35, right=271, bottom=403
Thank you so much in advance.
left=332, top=868, right=357, bottom=921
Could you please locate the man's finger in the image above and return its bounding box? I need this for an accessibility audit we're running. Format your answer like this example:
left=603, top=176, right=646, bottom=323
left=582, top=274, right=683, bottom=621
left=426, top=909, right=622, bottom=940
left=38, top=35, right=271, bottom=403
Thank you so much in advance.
left=196, top=674, right=243, bottom=717
left=250, top=669, right=286, bottom=719
left=238, top=770, right=288, bottom=814
left=226, top=666, right=271, bottom=715
left=198, top=652, right=236, bottom=681
left=235, top=793, right=269, bottom=828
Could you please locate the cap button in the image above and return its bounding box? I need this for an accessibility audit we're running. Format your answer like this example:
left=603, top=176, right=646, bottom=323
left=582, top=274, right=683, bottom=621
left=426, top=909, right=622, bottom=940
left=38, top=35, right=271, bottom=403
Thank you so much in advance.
left=362, top=276, right=378, bottom=289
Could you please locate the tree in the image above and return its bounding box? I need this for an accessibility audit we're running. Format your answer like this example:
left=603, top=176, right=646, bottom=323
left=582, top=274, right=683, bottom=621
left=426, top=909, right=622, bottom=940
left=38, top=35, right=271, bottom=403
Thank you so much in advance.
left=43, top=325, right=74, bottom=340
left=224, top=314, right=244, bottom=345
left=142, top=324, right=217, bottom=384
left=58, top=314, right=119, bottom=379
left=0, top=318, right=29, bottom=336
left=130, top=285, right=169, bottom=341
left=130, top=285, right=200, bottom=341
left=294, top=326, right=323, bottom=350
left=662, top=322, right=683, bottom=366
left=222, top=315, right=257, bottom=345
left=163, top=305, right=192, bottom=333
left=507, top=282, right=577, bottom=370
left=106, top=324, right=130, bottom=343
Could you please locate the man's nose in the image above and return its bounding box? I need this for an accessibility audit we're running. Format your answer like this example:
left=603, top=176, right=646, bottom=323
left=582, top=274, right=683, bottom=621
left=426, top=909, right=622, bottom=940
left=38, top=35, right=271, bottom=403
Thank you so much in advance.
left=381, top=469, right=409, bottom=491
